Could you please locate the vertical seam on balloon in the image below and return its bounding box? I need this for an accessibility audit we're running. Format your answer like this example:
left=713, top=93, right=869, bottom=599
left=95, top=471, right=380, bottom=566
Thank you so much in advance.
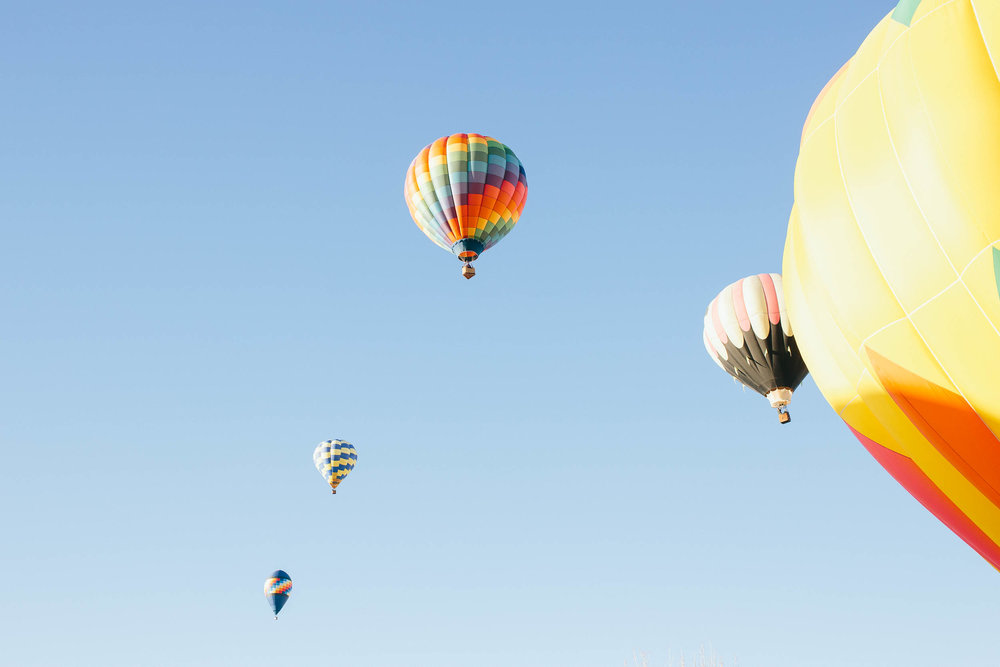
left=745, top=275, right=773, bottom=340
left=413, top=147, right=453, bottom=250
left=831, top=69, right=998, bottom=444
left=428, top=139, right=459, bottom=244
left=420, top=146, right=448, bottom=244
left=467, top=134, right=485, bottom=239
left=874, top=50, right=1000, bottom=380
left=903, top=0, right=996, bottom=251
left=757, top=273, right=779, bottom=325
left=771, top=274, right=792, bottom=337
left=875, top=68, right=960, bottom=277
left=848, top=0, right=997, bottom=357
left=449, top=134, right=469, bottom=241
left=442, top=138, right=465, bottom=243
left=475, top=134, right=495, bottom=244
left=970, top=0, right=1000, bottom=86
left=492, top=144, right=521, bottom=248
left=732, top=278, right=751, bottom=333
left=406, top=157, right=451, bottom=252
left=875, top=1, right=1000, bottom=364
left=832, top=76, right=908, bottom=409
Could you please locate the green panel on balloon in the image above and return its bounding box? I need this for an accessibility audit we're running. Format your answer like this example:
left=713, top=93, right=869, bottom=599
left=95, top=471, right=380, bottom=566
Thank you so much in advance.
left=994, top=247, right=1000, bottom=303
left=891, top=0, right=923, bottom=26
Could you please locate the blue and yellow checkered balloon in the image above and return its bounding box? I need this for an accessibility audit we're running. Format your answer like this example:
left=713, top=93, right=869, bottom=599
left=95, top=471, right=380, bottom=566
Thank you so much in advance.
left=312, top=439, right=357, bottom=494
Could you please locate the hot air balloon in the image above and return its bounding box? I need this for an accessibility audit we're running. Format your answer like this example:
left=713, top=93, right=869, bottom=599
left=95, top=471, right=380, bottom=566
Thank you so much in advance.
left=313, top=439, right=357, bottom=494
left=782, top=0, right=1000, bottom=570
left=264, top=570, right=292, bottom=619
left=703, top=273, right=808, bottom=423
left=404, top=133, right=527, bottom=279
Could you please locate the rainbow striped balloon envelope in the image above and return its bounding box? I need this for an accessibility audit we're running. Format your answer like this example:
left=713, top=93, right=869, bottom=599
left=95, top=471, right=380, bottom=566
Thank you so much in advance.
left=404, top=133, right=527, bottom=279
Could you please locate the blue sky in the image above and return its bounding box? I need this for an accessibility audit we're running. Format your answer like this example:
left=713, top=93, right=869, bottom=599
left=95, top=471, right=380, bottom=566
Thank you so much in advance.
left=3, top=1, right=999, bottom=665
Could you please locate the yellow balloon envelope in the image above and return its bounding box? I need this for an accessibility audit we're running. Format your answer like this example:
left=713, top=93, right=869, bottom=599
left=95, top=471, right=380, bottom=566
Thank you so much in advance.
left=783, top=0, right=1000, bottom=570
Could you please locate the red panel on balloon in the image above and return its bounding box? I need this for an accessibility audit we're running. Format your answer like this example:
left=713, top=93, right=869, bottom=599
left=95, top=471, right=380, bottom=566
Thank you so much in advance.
left=848, top=425, right=1000, bottom=571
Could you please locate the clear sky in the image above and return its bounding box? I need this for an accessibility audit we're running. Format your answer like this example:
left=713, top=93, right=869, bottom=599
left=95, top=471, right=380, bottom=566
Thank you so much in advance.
left=3, top=1, right=999, bottom=665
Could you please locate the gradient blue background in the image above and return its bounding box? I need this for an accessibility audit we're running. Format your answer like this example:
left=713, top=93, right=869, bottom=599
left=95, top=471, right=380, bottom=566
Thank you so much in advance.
left=3, top=1, right=998, bottom=665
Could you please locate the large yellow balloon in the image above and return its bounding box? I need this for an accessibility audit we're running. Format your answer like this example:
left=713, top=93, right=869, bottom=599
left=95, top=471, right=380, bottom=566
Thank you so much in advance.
left=783, top=0, right=1000, bottom=570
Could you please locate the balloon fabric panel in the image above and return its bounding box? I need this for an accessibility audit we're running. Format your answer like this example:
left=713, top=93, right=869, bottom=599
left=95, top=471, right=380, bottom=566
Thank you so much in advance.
left=265, top=578, right=292, bottom=596
left=404, top=133, right=527, bottom=262
left=703, top=273, right=808, bottom=399
left=312, top=440, right=357, bottom=493
left=782, top=0, right=1000, bottom=569
left=264, top=570, right=292, bottom=617
left=850, top=425, right=1000, bottom=570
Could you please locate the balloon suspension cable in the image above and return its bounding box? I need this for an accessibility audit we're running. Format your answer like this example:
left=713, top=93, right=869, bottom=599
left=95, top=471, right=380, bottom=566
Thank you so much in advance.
left=777, top=406, right=791, bottom=424
left=461, top=262, right=476, bottom=279
left=766, top=388, right=793, bottom=424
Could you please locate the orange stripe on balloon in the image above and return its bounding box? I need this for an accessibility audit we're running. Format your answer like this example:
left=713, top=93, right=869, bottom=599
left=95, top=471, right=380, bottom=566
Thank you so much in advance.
left=446, top=133, right=468, bottom=149
left=467, top=193, right=483, bottom=232
left=429, top=138, right=447, bottom=157
left=866, top=347, right=1000, bottom=509
left=511, top=183, right=527, bottom=217
left=849, top=425, right=1000, bottom=571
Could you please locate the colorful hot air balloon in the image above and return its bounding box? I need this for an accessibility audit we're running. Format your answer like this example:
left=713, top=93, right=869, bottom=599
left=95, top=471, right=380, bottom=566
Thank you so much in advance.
left=404, top=133, right=528, bottom=279
left=783, top=0, right=1000, bottom=570
left=312, top=439, right=357, bottom=494
left=703, top=273, right=808, bottom=423
left=264, top=570, right=292, bottom=619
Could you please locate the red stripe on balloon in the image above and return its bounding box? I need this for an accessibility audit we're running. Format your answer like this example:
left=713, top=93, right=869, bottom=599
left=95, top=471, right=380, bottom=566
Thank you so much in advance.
left=758, top=273, right=781, bottom=325
left=849, top=425, right=1000, bottom=571
left=732, top=278, right=751, bottom=332
left=866, top=348, right=1000, bottom=508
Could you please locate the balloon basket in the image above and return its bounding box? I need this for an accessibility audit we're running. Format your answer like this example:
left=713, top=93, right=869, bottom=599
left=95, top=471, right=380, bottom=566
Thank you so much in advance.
left=778, top=410, right=791, bottom=424
left=461, top=263, right=476, bottom=279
